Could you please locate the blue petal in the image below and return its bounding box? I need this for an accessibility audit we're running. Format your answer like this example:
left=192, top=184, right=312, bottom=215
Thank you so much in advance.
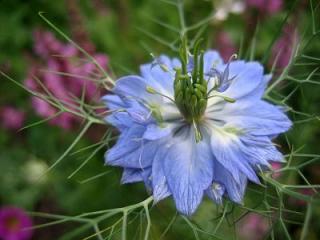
left=121, top=167, right=153, bottom=190
left=214, top=161, right=247, bottom=203
left=152, top=148, right=171, bottom=202
left=210, top=128, right=260, bottom=184
left=203, top=50, right=224, bottom=73
left=140, top=55, right=178, bottom=96
left=143, top=123, right=174, bottom=140
left=126, top=106, right=152, bottom=124
left=215, top=100, right=292, bottom=136
left=250, top=74, right=272, bottom=99
left=121, top=168, right=143, bottom=184
left=101, top=94, right=127, bottom=111
left=239, top=135, right=285, bottom=165
left=140, top=167, right=153, bottom=191
left=113, top=75, right=161, bottom=104
left=105, top=124, right=156, bottom=168
left=106, top=100, right=152, bottom=128
left=163, top=126, right=213, bottom=215
left=106, top=139, right=159, bottom=169
left=221, top=61, right=264, bottom=99
left=158, top=55, right=181, bottom=69
left=105, top=111, right=134, bottom=130
left=206, top=182, right=225, bottom=204
left=106, top=124, right=144, bottom=158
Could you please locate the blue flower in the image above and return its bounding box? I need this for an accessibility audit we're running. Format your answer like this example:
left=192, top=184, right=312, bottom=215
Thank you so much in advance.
left=102, top=49, right=291, bottom=215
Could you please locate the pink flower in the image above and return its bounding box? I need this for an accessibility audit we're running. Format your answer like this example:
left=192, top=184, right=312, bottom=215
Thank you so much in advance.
left=271, top=162, right=282, bottom=179
left=270, top=23, right=298, bottom=70
left=25, top=30, right=108, bottom=130
left=238, top=213, right=269, bottom=240
left=289, top=188, right=316, bottom=206
left=246, top=0, right=282, bottom=14
left=0, top=206, right=33, bottom=240
left=0, top=107, right=25, bottom=130
left=215, top=31, right=237, bottom=61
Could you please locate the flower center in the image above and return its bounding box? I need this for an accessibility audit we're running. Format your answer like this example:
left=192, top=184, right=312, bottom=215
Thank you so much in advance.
left=174, top=38, right=208, bottom=124
left=4, top=216, right=21, bottom=231
left=146, top=38, right=237, bottom=143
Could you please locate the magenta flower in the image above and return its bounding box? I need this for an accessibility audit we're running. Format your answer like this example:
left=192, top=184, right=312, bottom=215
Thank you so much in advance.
left=271, top=162, right=282, bottom=179
left=246, top=0, right=282, bottom=14
left=215, top=31, right=237, bottom=61
left=270, top=23, right=298, bottom=70
left=0, top=107, right=25, bottom=130
left=238, top=213, right=269, bottom=240
left=289, top=189, right=315, bottom=206
left=25, top=30, right=108, bottom=129
left=0, top=206, right=33, bottom=240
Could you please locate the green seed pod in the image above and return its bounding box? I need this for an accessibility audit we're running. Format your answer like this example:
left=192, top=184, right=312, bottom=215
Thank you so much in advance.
left=194, top=83, right=207, bottom=93
left=173, top=36, right=210, bottom=128
left=194, top=88, right=204, bottom=100
left=198, top=99, right=207, bottom=111
left=191, top=94, right=198, bottom=107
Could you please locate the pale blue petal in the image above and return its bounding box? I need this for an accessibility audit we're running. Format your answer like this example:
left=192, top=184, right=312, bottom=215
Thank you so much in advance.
left=152, top=148, right=171, bottom=202
left=222, top=61, right=264, bottom=99
left=163, top=126, right=213, bottom=215
left=106, top=124, right=158, bottom=169
left=106, top=124, right=146, bottom=164
left=140, top=55, right=178, bottom=96
left=239, top=135, right=285, bottom=165
left=126, top=106, right=151, bottom=124
left=158, top=55, right=181, bottom=69
left=203, top=50, right=224, bottom=73
left=210, top=129, right=260, bottom=184
left=206, top=182, right=225, bottom=204
left=250, top=74, right=272, bottom=99
left=140, top=167, right=153, bottom=191
left=215, top=100, right=292, bottom=136
left=113, top=75, right=161, bottom=103
left=101, top=94, right=127, bottom=110
left=106, top=140, right=158, bottom=169
left=121, top=168, right=143, bottom=184
left=214, top=162, right=247, bottom=203
left=105, top=112, right=134, bottom=130
left=143, top=123, right=174, bottom=140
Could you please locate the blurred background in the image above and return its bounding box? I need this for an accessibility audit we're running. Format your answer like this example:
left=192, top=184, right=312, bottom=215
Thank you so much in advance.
left=0, top=0, right=319, bottom=239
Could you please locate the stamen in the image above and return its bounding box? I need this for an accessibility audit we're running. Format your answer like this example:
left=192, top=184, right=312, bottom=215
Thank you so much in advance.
left=228, top=53, right=238, bottom=62
left=147, top=104, right=164, bottom=127
left=146, top=86, right=175, bottom=103
left=193, top=120, right=202, bottom=143
left=207, top=53, right=238, bottom=95
left=207, top=92, right=236, bottom=103
left=150, top=53, right=170, bottom=72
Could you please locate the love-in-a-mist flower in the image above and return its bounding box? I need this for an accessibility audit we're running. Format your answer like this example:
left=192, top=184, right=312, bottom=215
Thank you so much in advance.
left=103, top=39, right=291, bottom=215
